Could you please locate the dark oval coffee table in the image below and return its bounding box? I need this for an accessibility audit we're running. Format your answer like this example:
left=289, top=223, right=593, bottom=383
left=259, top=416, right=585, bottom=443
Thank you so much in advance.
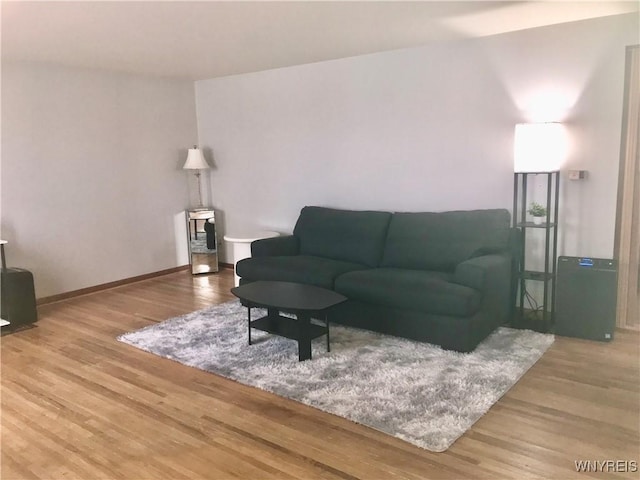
left=231, top=281, right=347, bottom=361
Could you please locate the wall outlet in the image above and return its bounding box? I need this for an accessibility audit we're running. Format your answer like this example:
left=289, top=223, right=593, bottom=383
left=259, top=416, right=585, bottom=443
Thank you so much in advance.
left=568, top=170, right=587, bottom=180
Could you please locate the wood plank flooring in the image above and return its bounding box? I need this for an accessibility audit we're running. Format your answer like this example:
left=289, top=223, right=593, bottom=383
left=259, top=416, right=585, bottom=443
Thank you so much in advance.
left=2, top=269, right=639, bottom=479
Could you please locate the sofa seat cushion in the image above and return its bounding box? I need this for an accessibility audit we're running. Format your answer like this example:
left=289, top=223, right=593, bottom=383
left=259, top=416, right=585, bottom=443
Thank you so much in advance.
left=236, top=255, right=368, bottom=290
left=334, top=268, right=481, bottom=317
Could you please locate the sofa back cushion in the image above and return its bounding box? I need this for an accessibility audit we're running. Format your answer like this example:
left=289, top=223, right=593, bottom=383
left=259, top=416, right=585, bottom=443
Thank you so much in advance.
left=293, top=206, right=392, bottom=267
left=381, top=209, right=511, bottom=271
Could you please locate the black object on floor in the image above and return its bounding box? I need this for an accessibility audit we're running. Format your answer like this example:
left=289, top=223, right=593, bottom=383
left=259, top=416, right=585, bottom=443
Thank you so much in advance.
left=554, top=256, right=617, bottom=341
left=1, top=242, right=38, bottom=327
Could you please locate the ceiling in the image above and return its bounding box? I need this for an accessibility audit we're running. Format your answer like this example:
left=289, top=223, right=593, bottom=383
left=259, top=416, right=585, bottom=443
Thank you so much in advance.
left=2, top=1, right=638, bottom=81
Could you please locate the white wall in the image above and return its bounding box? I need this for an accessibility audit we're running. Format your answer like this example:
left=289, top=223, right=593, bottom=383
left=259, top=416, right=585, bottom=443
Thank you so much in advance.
left=1, top=62, right=198, bottom=298
left=2, top=13, right=634, bottom=298
left=196, top=13, right=638, bottom=264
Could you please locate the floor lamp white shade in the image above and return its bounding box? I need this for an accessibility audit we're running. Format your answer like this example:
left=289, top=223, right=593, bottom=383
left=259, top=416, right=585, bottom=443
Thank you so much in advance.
left=183, top=147, right=210, bottom=208
left=514, top=123, right=568, bottom=172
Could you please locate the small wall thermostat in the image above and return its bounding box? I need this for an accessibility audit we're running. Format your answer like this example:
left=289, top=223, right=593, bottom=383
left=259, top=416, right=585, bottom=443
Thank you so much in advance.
left=568, top=170, right=587, bottom=180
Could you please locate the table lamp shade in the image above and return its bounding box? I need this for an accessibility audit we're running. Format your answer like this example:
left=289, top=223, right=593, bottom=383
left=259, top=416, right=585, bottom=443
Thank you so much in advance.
left=183, top=148, right=209, bottom=170
left=514, top=122, right=567, bottom=172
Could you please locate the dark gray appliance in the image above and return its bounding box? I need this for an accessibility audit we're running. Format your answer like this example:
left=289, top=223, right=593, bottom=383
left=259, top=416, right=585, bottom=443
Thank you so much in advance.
left=555, top=256, right=617, bottom=341
left=0, top=241, right=38, bottom=327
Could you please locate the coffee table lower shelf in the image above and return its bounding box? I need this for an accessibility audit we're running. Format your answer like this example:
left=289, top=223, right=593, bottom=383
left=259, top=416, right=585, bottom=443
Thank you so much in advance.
left=249, top=310, right=329, bottom=361
left=251, top=314, right=327, bottom=342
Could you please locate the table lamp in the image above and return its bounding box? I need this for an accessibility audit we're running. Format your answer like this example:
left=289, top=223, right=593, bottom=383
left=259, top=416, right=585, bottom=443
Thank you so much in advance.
left=183, top=146, right=210, bottom=209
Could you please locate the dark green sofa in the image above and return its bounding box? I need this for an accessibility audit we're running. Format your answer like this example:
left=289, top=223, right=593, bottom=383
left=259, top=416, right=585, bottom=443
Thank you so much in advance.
left=236, top=206, right=517, bottom=352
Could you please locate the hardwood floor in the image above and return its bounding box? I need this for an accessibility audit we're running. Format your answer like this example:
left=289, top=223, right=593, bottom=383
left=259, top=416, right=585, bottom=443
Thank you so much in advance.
left=2, top=269, right=639, bottom=479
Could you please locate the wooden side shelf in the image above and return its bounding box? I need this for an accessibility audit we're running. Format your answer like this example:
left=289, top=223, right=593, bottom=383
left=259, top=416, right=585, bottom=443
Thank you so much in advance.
left=513, top=171, right=560, bottom=332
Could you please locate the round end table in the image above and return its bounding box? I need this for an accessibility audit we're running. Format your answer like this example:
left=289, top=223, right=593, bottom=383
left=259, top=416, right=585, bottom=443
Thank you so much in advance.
left=223, top=230, right=279, bottom=286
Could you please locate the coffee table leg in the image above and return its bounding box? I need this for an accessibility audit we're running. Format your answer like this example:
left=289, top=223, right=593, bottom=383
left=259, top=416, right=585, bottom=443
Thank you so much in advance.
left=247, top=307, right=252, bottom=345
left=297, top=313, right=312, bottom=361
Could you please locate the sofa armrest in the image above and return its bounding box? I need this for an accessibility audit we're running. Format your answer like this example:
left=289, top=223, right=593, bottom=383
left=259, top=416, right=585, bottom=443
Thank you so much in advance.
left=251, top=235, right=300, bottom=257
left=453, top=253, right=513, bottom=326
left=453, top=253, right=511, bottom=291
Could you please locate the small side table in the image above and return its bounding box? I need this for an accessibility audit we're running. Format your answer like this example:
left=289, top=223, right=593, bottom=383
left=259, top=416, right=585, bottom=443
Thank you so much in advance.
left=224, top=230, right=279, bottom=286
left=186, top=208, right=218, bottom=275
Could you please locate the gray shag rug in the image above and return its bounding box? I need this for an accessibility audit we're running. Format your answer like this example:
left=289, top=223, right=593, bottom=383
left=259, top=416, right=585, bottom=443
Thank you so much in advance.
left=118, top=300, right=553, bottom=452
